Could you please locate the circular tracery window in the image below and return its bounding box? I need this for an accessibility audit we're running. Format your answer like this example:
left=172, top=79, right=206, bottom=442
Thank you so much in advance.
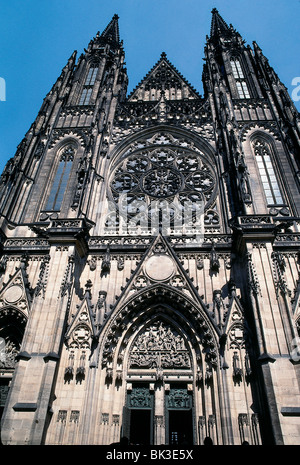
left=142, top=167, right=183, bottom=198
left=109, top=146, right=216, bottom=223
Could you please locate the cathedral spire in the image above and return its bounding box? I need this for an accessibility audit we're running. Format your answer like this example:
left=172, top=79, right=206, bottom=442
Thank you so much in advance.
left=95, top=14, right=120, bottom=46
left=210, top=8, right=230, bottom=38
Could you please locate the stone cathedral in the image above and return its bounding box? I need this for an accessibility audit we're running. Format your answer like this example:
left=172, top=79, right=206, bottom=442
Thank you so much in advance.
left=0, top=9, right=300, bottom=446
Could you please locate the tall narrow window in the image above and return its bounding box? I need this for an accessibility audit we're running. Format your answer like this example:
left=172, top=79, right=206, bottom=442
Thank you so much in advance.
left=231, top=58, right=244, bottom=79
left=85, top=66, right=98, bottom=86
left=230, top=58, right=250, bottom=99
left=45, top=145, right=75, bottom=211
left=236, top=81, right=250, bottom=99
left=79, top=65, right=98, bottom=105
left=253, top=139, right=283, bottom=205
left=79, top=88, right=92, bottom=106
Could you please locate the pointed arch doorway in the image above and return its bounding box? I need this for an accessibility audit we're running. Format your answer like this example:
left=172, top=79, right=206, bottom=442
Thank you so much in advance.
left=102, top=284, right=219, bottom=446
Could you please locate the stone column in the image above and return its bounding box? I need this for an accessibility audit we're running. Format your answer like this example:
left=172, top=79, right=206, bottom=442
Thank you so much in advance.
left=154, top=384, right=165, bottom=445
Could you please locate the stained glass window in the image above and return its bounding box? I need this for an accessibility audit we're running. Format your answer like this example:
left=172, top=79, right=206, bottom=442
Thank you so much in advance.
left=231, top=58, right=244, bottom=79
left=107, top=145, right=217, bottom=235
left=79, top=65, right=98, bottom=105
left=253, top=139, right=283, bottom=205
left=230, top=58, right=250, bottom=99
left=236, top=81, right=250, bottom=99
left=84, top=66, right=98, bottom=86
left=45, top=146, right=75, bottom=211
left=79, top=88, right=92, bottom=105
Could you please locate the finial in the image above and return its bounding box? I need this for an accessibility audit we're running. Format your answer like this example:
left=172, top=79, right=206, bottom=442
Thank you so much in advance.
left=161, top=51, right=167, bottom=59
left=85, top=279, right=93, bottom=295
left=212, top=8, right=218, bottom=14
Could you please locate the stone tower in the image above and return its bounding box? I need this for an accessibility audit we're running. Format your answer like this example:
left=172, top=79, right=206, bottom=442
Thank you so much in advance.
left=0, top=10, right=300, bottom=445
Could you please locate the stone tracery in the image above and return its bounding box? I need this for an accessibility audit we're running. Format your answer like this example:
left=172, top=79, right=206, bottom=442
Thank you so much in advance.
left=109, top=142, right=217, bottom=225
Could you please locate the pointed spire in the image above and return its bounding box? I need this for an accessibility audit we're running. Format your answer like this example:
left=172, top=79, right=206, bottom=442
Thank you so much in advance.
left=62, top=50, right=77, bottom=72
left=98, top=14, right=120, bottom=45
left=210, top=8, right=230, bottom=38
left=253, top=41, right=262, bottom=54
left=68, top=50, right=77, bottom=65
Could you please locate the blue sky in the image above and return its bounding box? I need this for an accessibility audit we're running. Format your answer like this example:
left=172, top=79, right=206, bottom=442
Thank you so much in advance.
left=0, top=0, right=299, bottom=173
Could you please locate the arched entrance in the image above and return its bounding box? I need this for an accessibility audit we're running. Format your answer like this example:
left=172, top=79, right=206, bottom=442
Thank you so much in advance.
left=100, top=284, right=220, bottom=445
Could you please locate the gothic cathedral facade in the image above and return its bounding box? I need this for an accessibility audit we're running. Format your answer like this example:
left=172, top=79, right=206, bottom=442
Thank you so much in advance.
left=0, top=10, right=300, bottom=445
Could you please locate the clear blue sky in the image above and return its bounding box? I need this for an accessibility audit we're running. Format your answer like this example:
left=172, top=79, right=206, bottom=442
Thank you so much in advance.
left=0, top=0, right=299, bottom=173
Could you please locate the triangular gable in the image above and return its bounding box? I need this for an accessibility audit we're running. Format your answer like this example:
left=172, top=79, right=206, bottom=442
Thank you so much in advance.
left=111, top=234, right=215, bottom=326
left=222, top=289, right=248, bottom=351
left=65, top=291, right=97, bottom=347
left=128, top=52, right=201, bottom=102
left=101, top=235, right=221, bottom=370
left=0, top=266, right=32, bottom=320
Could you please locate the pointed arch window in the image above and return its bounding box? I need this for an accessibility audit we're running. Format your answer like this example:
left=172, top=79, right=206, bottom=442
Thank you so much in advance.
left=45, top=145, right=75, bottom=211
left=231, top=58, right=244, bottom=79
left=79, top=64, right=99, bottom=105
left=79, top=88, right=92, bottom=106
left=253, top=139, right=283, bottom=205
left=230, top=58, right=250, bottom=99
left=85, top=66, right=98, bottom=86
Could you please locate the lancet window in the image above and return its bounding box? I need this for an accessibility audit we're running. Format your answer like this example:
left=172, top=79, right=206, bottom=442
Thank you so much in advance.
left=230, top=57, right=250, bottom=99
left=79, top=65, right=99, bottom=105
left=45, top=145, right=75, bottom=211
left=252, top=139, right=283, bottom=205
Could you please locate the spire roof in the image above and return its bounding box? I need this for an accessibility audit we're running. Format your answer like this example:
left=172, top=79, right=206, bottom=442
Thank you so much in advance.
left=210, top=8, right=230, bottom=38
left=94, top=14, right=120, bottom=46
left=101, top=14, right=120, bottom=42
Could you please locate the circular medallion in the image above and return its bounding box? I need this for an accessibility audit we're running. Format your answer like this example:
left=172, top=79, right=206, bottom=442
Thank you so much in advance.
left=111, top=173, right=138, bottom=193
left=4, top=285, right=23, bottom=304
left=141, top=168, right=182, bottom=198
left=73, top=325, right=90, bottom=343
left=144, top=254, right=175, bottom=281
left=186, top=170, right=214, bottom=192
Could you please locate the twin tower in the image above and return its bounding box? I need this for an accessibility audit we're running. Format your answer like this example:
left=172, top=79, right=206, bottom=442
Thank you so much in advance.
left=0, top=10, right=300, bottom=445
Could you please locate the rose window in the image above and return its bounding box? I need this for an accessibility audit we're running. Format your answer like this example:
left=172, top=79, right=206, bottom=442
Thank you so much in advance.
left=108, top=146, right=217, bottom=227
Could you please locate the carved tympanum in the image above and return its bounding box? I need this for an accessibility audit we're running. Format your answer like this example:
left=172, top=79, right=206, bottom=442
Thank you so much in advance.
left=129, top=322, right=191, bottom=369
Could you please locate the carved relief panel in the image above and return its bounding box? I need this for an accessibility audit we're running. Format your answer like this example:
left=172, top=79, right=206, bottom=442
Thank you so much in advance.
left=129, top=321, right=191, bottom=370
